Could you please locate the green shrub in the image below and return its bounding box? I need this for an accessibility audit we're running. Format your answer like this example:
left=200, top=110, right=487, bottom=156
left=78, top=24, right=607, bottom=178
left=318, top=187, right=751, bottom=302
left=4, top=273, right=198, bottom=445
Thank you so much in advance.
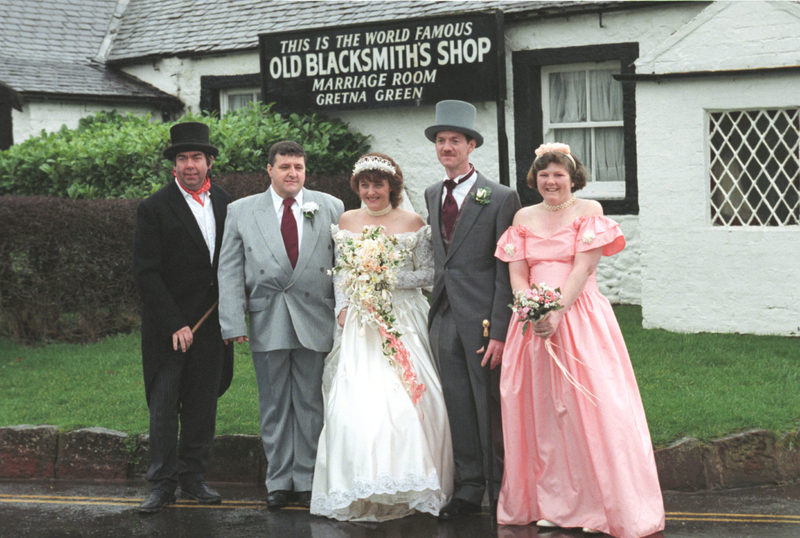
left=0, top=104, right=370, bottom=199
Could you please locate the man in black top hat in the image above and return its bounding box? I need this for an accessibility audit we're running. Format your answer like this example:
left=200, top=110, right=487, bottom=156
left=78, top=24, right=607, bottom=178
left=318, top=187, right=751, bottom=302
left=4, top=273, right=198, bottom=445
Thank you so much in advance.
left=133, top=122, right=234, bottom=513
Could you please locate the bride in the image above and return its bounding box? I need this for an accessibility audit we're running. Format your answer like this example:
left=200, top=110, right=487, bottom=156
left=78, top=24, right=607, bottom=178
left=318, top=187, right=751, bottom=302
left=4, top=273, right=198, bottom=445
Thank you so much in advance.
left=310, top=153, right=454, bottom=521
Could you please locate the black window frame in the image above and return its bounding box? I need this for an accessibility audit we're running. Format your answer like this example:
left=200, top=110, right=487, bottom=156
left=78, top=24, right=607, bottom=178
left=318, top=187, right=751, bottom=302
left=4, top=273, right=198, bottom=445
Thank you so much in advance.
left=512, top=42, right=639, bottom=214
left=200, top=74, right=262, bottom=116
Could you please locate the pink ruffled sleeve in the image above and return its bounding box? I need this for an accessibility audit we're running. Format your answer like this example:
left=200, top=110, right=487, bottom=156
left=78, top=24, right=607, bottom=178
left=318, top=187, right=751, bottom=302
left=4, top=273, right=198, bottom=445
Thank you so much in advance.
left=574, top=215, right=625, bottom=256
left=495, top=225, right=528, bottom=262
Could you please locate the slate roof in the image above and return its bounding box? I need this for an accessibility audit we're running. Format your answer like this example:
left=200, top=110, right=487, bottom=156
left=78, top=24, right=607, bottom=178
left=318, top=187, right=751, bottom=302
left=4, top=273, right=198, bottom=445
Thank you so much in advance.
left=0, top=0, right=664, bottom=109
left=107, top=0, right=643, bottom=64
left=0, top=0, right=182, bottom=109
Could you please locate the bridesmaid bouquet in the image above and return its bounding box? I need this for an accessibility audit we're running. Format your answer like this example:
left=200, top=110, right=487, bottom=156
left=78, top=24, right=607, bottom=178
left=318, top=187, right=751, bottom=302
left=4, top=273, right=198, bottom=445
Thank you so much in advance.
left=511, top=282, right=599, bottom=405
left=510, top=282, right=564, bottom=335
left=330, top=225, right=426, bottom=404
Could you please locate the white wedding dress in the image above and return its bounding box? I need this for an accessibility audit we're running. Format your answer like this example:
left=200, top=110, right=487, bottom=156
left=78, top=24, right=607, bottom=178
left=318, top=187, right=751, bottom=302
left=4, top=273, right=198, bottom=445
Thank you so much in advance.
left=310, top=225, right=454, bottom=521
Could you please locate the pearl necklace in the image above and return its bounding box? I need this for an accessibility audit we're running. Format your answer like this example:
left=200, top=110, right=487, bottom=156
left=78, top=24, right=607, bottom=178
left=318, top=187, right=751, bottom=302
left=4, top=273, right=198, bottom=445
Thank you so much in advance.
left=542, top=195, right=576, bottom=211
left=366, top=205, right=393, bottom=217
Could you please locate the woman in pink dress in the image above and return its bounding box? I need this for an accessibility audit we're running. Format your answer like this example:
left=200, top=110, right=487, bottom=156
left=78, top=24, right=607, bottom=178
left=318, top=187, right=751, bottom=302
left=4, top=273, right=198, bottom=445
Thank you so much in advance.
left=494, top=143, right=665, bottom=538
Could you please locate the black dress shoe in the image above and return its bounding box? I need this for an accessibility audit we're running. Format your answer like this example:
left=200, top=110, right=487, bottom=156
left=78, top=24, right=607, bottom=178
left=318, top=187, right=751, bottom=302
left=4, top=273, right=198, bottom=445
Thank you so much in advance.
left=266, top=490, right=291, bottom=511
left=438, top=498, right=481, bottom=519
left=180, top=477, right=221, bottom=504
left=295, top=491, right=312, bottom=508
left=138, top=488, right=176, bottom=513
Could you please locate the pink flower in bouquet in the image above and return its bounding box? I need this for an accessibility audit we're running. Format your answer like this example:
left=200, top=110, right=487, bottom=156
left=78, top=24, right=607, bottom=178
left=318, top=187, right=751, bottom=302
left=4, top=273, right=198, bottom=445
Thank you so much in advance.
left=509, top=282, right=564, bottom=335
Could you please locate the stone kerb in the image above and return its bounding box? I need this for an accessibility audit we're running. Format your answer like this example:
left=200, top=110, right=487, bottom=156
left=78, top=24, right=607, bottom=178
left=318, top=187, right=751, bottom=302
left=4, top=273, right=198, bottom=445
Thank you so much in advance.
left=55, top=427, right=130, bottom=480
left=654, top=429, right=800, bottom=492
left=0, top=425, right=59, bottom=479
left=3, top=425, right=800, bottom=489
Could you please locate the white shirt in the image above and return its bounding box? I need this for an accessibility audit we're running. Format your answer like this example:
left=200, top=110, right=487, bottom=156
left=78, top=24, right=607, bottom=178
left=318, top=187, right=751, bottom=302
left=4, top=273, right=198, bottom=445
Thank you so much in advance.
left=269, top=187, right=304, bottom=247
left=441, top=167, right=477, bottom=210
left=175, top=179, right=216, bottom=263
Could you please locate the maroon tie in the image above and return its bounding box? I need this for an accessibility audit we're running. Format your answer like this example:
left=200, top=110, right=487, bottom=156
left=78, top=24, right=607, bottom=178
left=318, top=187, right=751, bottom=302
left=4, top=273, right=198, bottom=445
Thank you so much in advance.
left=281, top=198, right=298, bottom=268
left=442, top=166, right=475, bottom=241
left=442, top=179, right=460, bottom=241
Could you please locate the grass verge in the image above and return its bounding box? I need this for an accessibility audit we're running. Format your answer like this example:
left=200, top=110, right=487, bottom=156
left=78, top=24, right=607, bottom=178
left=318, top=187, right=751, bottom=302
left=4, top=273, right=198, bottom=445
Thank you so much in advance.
left=1, top=306, right=797, bottom=447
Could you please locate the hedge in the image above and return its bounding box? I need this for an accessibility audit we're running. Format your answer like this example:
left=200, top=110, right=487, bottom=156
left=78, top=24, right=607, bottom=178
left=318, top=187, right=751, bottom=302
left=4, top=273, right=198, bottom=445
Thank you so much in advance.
left=0, top=104, right=370, bottom=199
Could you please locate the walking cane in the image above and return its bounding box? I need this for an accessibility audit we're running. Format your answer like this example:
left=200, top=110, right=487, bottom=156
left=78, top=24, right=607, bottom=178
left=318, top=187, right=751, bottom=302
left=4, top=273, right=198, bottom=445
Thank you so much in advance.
left=483, top=319, right=497, bottom=520
left=191, top=300, right=219, bottom=334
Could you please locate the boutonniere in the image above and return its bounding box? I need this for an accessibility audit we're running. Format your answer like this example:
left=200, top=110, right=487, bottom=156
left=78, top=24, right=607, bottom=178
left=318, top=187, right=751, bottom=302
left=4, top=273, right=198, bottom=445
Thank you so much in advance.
left=471, top=186, right=491, bottom=205
left=302, top=202, right=319, bottom=220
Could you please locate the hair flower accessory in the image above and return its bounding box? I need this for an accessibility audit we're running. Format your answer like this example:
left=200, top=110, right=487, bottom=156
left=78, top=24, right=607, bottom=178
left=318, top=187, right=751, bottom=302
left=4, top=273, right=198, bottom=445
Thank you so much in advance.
left=302, top=202, right=319, bottom=220
left=353, top=155, right=396, bottom=176
left=535, top=142, right=576, bottom=168
left=471, top=186, right=491, bottom=205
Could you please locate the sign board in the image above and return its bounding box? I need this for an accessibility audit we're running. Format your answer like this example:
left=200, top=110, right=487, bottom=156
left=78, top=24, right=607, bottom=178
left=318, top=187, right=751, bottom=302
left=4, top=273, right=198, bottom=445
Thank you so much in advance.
left=259, top=11, right=501, bottom=112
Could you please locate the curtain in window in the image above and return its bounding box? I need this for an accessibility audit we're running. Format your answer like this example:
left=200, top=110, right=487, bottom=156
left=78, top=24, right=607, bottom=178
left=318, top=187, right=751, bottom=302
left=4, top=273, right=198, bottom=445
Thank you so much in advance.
left=549, top=72, right=586, bottom=123
left=590, top=70, right=622, bottom=121
left=228, top=94, right=254, bottom=112
left=549, top=69, right=624, bottom=183
left=553, top=128, right=591, bottom=170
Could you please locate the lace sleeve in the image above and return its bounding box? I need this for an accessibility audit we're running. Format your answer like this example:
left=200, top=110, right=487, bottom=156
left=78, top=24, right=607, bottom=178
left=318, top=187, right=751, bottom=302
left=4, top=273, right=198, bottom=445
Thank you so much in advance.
left=395, top=226, right=434, bottom=290
left=333, top=270, right=349, bottom=316
left=330, top=225, right=350, bottom=316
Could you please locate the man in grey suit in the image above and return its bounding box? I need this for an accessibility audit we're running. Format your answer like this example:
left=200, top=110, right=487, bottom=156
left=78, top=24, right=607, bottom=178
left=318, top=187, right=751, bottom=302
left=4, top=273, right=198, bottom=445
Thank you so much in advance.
left=424, top=100, right=521, bottom=518
left=218, top=140, right=344, bottom=510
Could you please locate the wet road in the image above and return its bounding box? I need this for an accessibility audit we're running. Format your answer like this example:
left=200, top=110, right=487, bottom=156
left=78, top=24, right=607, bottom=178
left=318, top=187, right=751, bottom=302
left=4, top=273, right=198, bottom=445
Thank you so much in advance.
left=2, top=479, right=800, bottom=537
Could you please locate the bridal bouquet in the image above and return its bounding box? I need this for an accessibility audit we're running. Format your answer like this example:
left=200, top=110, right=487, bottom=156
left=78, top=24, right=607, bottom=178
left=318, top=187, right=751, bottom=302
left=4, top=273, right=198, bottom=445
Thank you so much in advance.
left=330, top=225, right=426, bottom=403
left=510, top=282, right=564, bottom=335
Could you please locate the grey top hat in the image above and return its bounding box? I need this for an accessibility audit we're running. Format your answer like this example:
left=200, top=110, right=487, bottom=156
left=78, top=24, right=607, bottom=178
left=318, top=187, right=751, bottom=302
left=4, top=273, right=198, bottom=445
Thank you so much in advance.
left=424, top=100, right=484, bottom=148
left=163, top=122, right=219, bottom=160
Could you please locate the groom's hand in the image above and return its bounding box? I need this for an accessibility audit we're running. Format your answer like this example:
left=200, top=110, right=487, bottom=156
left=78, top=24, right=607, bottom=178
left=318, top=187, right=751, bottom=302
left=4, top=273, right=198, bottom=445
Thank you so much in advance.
left=224, top=336, right=249, bottom=345
left=479, top=338, right=505, bottom=369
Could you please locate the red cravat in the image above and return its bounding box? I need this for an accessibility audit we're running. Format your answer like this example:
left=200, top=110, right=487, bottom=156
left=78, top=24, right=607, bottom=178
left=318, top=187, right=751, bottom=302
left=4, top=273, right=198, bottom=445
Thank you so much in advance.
left=175, top=173, right=211, bottom=206
left=281, top=197, right=299, bottom=268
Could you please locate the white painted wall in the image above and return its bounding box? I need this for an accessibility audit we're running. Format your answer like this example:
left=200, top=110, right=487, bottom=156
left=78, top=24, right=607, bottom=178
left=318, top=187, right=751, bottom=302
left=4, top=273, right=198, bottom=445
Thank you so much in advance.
left=12, top=100, right=158, bottom=144
left=122, top=53, right=261, bottom=115
left=114, top=5, right=711, bottom=307
left=637, top=71, right=800, bottom=336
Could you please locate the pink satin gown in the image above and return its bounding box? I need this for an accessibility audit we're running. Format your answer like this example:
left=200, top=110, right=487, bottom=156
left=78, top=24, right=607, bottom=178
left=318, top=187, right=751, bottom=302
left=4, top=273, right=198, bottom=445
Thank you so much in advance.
left=494, top=216, right=665, bottom=538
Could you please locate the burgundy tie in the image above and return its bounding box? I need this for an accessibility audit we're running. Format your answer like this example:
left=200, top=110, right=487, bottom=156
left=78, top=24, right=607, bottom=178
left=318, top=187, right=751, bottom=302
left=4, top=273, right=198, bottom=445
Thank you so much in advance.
left=442, top=179, right=459, bottom=241
left=281, top=198, right=298, bottom=268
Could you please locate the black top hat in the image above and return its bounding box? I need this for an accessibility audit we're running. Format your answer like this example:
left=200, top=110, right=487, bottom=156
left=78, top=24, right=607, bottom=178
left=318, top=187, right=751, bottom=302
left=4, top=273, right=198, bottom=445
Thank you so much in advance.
left=162, top=122, right=219, bottom=160
left=424, top=100, right=484, bottom=148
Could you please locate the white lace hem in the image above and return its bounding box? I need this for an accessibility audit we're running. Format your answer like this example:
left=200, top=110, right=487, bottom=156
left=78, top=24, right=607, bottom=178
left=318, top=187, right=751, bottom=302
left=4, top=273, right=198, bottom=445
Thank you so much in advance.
left=310, top=471, right=446, bottom=521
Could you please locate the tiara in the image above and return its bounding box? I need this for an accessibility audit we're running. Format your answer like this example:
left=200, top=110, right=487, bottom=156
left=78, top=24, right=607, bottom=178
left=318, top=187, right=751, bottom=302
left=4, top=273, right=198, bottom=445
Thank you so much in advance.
left=353, top=155, right=396, bottom=176
left=535, top=143, right=576, bottom=168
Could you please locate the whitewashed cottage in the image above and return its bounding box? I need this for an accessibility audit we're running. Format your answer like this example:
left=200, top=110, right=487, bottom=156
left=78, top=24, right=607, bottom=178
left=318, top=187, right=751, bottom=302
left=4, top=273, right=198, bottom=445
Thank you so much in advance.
left=1, top=0, right=797, bottom=335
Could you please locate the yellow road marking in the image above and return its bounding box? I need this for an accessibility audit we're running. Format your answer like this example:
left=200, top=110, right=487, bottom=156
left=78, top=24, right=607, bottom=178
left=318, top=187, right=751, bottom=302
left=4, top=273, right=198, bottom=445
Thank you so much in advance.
left=667, top=516, right=800, bottom=524
left=669, top=512, right=800, bottom=520
left=0, top=494, right=303, bottom=510
left=1, top=495, right=798, bottom=522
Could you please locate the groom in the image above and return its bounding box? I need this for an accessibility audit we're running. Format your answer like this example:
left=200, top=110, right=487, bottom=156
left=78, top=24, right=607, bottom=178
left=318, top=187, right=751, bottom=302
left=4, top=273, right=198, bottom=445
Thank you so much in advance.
left=424, top=100, right=521, bottom=518
left=218, top=140, right=344, bottom=510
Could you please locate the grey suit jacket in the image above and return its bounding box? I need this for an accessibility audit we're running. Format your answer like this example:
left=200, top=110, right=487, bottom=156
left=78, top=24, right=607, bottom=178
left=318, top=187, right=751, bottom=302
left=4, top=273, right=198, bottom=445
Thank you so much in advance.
left=217, top=188, right=344, bottom=353
left=425, top=173, right=521, bottom=359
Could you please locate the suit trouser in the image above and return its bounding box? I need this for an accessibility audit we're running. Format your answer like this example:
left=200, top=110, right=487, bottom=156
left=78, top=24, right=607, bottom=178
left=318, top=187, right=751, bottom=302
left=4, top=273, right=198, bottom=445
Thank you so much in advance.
left=431, top=305, right=504, bottom=506
left=146, top=325, right=224, bottom=489
left=252, top=347, right=325, bottom=492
